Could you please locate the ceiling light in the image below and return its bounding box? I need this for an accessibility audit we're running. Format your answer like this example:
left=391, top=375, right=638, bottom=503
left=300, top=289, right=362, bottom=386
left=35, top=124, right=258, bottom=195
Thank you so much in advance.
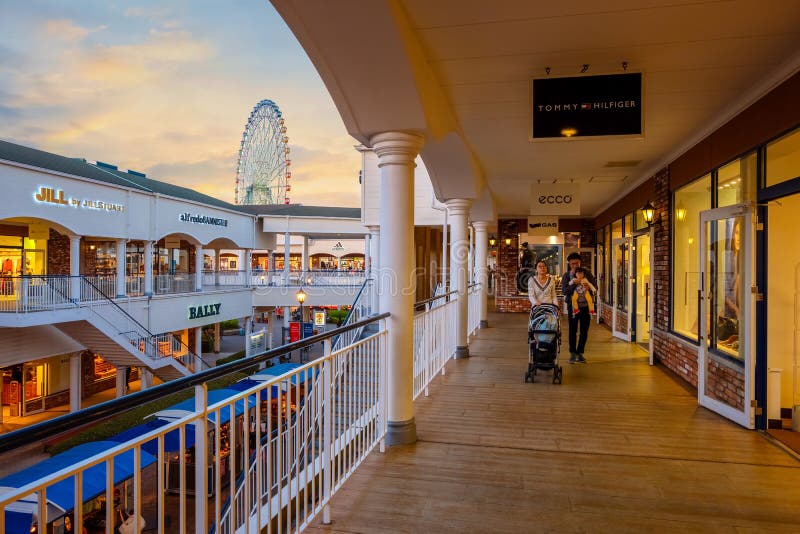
left=561, top=127, right=577, bottom=138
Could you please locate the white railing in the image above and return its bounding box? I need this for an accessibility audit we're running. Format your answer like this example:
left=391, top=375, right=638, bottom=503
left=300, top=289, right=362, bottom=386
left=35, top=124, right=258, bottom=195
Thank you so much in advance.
left=154, top=273, right=196, bottom=295
left=202, top=270, right=249, bottom=288
left=0, top=276, right=74, bottom=312
left=413, top=292, right=457, bottom=399
left=126, top=274, right=144, bottom=296
left=82, top=275, right=117, bottom=299
left=0, top=327, right=388, bottom=534
left=468, top=283, right=482, bottom=336
left=331, top=279, right=374, bottom=352
left=251, top=270, right=366, bottom=287
left=78, top=278, right=206, bottom=372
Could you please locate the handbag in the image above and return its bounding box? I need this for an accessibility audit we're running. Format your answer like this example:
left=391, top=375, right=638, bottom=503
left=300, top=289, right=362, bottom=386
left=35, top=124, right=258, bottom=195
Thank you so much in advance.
left=117, top=513, right=146, bottom=534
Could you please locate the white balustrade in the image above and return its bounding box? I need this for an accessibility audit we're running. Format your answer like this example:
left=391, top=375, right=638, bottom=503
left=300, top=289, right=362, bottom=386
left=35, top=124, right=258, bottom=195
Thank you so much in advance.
left=0, top=327, right=388, bottom=534
left=153, top=274, right=196, bottom=295
left=468, top=283, right=482, bottom=336
left=413, top=293, right=458, bottom=399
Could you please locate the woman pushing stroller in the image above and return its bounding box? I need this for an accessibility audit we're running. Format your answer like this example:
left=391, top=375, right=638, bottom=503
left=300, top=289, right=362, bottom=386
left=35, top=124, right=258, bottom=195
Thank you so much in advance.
left=525, top=260, right=563, bottom=383
left=528, top=260, right=557, bottom=307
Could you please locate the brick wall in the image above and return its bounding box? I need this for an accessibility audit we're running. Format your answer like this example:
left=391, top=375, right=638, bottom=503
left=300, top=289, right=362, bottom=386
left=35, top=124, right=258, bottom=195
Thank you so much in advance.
left=496, top=218, right=526, bottom=312
left=599, top=302, right=613, bottom=326
left=615, top=309, right=629, bottom=334
left=652, top=168, right=670, bottom=333
left=653, top=331, right=698, bottom=386
left=47, top=229, right=71, bottom=275
left=706, top=359, right=745, bottom=410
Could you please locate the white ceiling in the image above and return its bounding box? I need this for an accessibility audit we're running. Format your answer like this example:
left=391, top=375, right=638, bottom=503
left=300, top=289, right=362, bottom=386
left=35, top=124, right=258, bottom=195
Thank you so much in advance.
left=272, top=0, right=800, bottom=217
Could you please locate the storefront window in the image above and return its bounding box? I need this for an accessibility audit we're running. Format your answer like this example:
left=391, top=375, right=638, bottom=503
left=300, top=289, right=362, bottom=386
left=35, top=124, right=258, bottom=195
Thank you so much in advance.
left=611, top=219, right=622, bottom=240
left=604, top=226, right=612, bottom=302
left=766, top=128, right=800, bottom=187
left=623, top=214, right=632, bottom=237
left=672, top=174, right=711, bottom=339
left=717, top=152, right=756, bottom=207
left=634, top=209, right=647, bottom=231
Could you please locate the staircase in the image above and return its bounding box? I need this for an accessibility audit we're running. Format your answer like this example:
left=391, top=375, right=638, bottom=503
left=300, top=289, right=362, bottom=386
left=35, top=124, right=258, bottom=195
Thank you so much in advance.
left=48, top=277, right=209, bottom=381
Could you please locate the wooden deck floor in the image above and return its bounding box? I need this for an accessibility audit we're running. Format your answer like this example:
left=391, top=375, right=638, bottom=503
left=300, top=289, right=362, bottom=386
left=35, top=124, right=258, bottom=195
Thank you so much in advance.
left=309, top=310, right=800, bottom=533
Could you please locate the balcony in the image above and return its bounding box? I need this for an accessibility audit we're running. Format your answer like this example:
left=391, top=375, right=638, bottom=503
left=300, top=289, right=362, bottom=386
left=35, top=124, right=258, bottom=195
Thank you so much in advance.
left=2, top=303, right=799, bottom=533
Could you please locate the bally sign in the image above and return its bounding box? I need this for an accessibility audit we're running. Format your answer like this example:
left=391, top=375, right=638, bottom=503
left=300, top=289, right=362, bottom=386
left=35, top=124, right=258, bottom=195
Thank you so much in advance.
left=530, top=184, right=580, bottom=216
left=188, top=303, right=222, bottom=320
left=527, top=216, right=560, bottom=236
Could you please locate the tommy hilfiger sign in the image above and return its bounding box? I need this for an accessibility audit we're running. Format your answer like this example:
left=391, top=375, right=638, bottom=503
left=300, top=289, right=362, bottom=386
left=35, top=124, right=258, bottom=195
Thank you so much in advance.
left=179, top=212, right=229, bottom=227
left=531, top=73, right=642, bottom=139
left=188, top=303, right=222, bottom=320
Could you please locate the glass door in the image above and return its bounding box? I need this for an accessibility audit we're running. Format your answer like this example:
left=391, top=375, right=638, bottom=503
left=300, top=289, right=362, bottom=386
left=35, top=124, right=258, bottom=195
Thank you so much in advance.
left=612, top=237, right=632, bottom=341
left=698, top=204, right=754, bottom=428
left=634, top=233, right=651, bottom=352
left=22, top=362, right=45, bottom=415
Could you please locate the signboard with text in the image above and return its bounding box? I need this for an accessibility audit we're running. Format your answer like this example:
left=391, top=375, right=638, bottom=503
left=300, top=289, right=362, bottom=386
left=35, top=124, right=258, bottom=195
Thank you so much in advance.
left=532, top=72, right=642, bottom=139
left=527, top=216, right=560, bottom=236
left=290, top=322, right=301, bottom=342
left=314, top=311, right=326, bottom=327
left=530, top=183, right=580, bottom=216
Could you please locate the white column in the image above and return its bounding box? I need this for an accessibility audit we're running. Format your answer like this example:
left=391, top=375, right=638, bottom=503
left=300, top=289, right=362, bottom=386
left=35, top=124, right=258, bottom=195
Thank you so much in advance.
left=245, top=248, right=252, bottom=286
left=69, top=352, right=82, bottom=412
left=195, top=244, right=203, bottom=291
left=301, top=236, right=309, bottom=274
left=364, top=233, right=371, bottom=274
left=469, top=225, right=475, bottom=284
left=141, top=369, right=153, bottom=390
left=283, top=306, right=291, bottom=329
left=267, top=310, right=275, bottom=349
left=372, top=131, right=424, bottom=446
left=144, top=241, right=153, bottom=296
left=116, top=367, right=127, bottom=398
left=213, top=322, right=221, bottom=353
left=447, top=198, right=473, bottom=358
left=284, top=231, right=291, bottom=283
left=267, top=250, right=275, bottom=285
left=116, top=239, right=127, bottom=298
left=195, top=327, right=203, bottom=363
left=70, top=235, right=81, bottom=300
left=214, top=249, right=221, bottom=286
left=473, top=221, right=490, bottom=328
left=442, top=213, right=448, bottom=291
left=368, top=225, right=380, bottom=313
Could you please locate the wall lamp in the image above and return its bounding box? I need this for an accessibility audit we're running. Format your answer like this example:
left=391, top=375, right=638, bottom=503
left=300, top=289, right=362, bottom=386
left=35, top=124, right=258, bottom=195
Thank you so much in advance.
left=504, top=237, right=512, bottom=247
left=489, top=235, right=497, bottom=247
left=642, top=201, right=656, bottom=227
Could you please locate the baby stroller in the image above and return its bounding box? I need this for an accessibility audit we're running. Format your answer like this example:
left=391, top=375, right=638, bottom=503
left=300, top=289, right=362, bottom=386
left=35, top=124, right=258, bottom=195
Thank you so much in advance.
left=525, top=303, right=563, bottom=384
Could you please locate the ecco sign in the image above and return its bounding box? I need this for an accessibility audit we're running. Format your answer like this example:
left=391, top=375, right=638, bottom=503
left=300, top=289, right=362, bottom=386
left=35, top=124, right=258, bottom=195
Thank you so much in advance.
left=188, top=303, right=222, bottom=320
left=537, top=195, right=573, bottom=205
left=530, top=184, right=580, bottom=215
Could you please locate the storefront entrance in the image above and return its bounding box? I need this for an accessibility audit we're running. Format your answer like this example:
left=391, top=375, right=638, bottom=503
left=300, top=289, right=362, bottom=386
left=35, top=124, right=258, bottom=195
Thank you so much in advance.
left=22, top=361, right=45, bottom=415
left=764, top=192, right=800, bottom=447
left=698, top=204, right=754, bottom=428
left=611, top=237, right=631, bottom=341
left=634, top=232, right=652, bottom=356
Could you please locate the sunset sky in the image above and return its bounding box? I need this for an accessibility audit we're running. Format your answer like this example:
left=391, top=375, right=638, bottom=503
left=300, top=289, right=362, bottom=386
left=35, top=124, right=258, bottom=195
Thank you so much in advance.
left=0, top=0, right=361, bottom=206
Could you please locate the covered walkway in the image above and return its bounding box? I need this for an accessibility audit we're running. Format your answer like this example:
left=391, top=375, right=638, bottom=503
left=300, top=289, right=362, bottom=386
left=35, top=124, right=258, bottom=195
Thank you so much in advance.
left=310, top=309, right=800, bottom=531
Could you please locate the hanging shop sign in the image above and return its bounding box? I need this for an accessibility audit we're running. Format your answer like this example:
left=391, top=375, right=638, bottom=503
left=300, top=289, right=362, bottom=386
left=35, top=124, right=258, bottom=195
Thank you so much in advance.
left=530, top=184, right=580, bottom=216
left=314, top=311, right=326, bottom=327
left=33, top=186, right=125, bottom=213
left=527, top=216, right=560, bottom=236
left=531, top=72, right=642, bottom=139
left=179, top=212, right=229, bottom=227
left=188, top=302, right=222, bottom=320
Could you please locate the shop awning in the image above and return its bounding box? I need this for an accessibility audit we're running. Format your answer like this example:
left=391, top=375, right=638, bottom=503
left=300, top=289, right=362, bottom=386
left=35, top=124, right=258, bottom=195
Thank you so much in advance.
left=253, top=363, right=315, bottom=387
left=109, top=419, right=196, bottom=455
left=0, top=442, right=156, bottom=532
left=152, top=388, right=256, bottom=425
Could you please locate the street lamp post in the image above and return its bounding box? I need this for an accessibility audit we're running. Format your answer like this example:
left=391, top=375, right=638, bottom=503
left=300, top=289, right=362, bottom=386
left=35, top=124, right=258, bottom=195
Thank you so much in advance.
left=296, top=287, right=307, bottom=361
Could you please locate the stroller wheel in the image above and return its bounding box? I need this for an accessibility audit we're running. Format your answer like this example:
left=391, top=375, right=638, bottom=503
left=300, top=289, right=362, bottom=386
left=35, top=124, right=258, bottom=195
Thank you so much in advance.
left=553, top=367, right=563, bottom=384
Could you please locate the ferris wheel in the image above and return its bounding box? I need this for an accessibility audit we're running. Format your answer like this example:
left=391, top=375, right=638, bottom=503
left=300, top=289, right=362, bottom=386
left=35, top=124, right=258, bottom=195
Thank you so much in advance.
left=235, top=99, right=292, bottom=205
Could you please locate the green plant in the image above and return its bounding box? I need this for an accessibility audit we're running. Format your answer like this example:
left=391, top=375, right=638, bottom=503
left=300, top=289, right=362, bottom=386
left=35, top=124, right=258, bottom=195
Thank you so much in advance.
left=327, top=309, right=348, bottom=326
left=215, top=350, right=246, bottom=366
left=220, top=319, right=241, bottom=330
